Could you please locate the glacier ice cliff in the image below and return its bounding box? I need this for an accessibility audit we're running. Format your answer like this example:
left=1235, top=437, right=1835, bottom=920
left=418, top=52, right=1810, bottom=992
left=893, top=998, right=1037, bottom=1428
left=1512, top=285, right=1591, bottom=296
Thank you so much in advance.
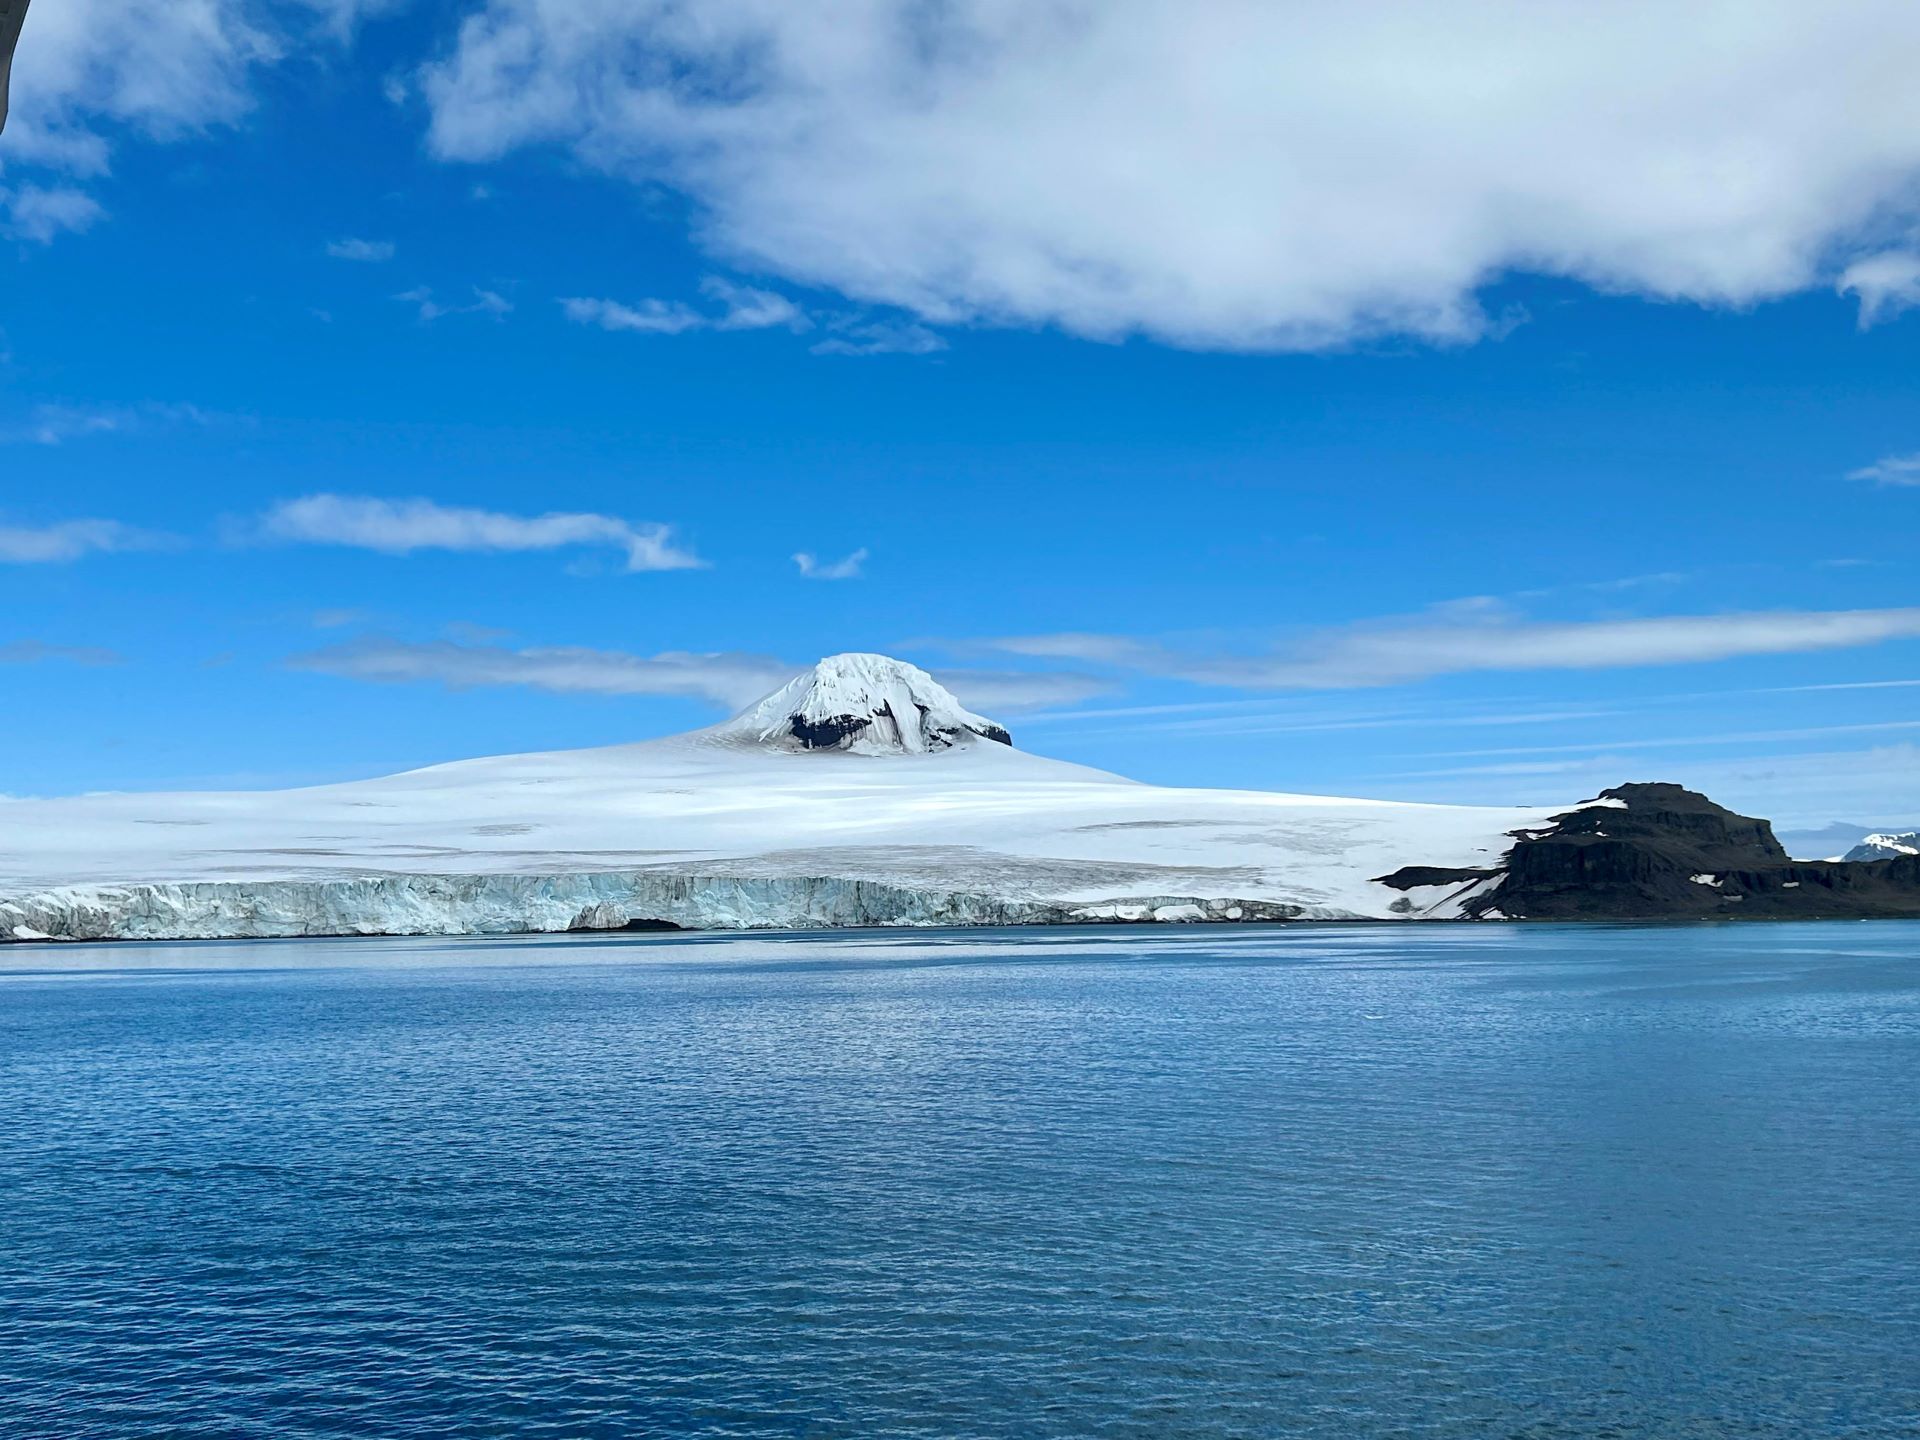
left=3, top=871, right=1306, bottom=943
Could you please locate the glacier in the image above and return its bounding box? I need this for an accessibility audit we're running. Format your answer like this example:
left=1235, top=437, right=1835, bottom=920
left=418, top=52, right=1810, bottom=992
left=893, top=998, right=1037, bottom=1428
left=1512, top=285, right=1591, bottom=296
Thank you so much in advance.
left=1, top=654, right=1549, bottom=943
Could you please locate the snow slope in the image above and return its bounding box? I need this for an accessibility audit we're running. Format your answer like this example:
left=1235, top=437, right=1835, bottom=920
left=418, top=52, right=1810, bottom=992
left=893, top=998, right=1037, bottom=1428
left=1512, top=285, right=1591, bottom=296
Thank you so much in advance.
left=1843, top=832, right=1920, bottom=862
left=1, top=655, right=1550, bottom=941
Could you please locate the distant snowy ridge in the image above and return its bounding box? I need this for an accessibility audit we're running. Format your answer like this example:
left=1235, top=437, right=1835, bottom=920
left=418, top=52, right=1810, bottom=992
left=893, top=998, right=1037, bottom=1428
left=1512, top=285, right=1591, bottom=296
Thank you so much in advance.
left=0, top=653, right=1540, bottom=942
left=1843, top=832, right=1920, bottom=862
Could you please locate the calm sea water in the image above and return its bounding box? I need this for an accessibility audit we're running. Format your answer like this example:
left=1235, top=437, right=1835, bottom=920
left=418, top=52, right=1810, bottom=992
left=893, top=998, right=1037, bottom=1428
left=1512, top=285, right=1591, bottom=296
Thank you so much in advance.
left=2, top=922, right=1917, bottom=1439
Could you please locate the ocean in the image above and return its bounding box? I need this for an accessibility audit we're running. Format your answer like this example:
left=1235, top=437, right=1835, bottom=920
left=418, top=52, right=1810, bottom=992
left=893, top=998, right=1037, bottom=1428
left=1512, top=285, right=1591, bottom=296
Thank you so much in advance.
left=3, top=922, right=1916, bottom=1437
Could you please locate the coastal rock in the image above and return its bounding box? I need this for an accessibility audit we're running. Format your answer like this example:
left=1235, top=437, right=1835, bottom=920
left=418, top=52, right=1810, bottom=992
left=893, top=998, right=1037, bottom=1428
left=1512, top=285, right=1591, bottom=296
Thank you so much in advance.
left=1431, top=783, right=1920, bottom=920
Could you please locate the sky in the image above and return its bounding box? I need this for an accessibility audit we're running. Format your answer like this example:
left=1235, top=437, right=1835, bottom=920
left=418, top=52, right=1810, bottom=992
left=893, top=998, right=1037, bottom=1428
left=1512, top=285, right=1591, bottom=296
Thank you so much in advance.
left=3, top=0, right=1920, bottom=837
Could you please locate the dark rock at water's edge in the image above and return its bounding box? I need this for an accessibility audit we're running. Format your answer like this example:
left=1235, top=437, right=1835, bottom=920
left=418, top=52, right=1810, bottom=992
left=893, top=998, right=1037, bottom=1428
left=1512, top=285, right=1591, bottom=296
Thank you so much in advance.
left=1392, top=782, right=1920, bottom=921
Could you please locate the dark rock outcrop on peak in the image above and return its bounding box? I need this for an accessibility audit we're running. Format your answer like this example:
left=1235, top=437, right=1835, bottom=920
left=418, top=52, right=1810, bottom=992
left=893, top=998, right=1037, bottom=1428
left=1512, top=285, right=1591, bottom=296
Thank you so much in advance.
left=788, top=705, right=1011, bottom=752
left=789, top=713, right=883, bottom=750
left=1422, top=782, right=1920, bottom=921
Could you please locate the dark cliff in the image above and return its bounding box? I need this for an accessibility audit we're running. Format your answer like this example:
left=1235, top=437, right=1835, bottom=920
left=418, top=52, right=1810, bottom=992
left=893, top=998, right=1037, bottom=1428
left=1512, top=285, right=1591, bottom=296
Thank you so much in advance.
left=1381, top=782, right=1920, bottom=920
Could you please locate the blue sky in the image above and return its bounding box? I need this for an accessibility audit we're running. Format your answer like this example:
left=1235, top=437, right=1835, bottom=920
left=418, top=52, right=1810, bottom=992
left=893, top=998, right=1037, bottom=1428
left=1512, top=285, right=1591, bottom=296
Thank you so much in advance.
left=4, top=1, right=1920, bottom=834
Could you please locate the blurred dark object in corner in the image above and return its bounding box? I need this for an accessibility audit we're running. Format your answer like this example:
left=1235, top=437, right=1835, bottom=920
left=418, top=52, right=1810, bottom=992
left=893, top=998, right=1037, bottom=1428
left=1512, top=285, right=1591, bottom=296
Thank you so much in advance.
left=0, top=0, right=30, bottom=137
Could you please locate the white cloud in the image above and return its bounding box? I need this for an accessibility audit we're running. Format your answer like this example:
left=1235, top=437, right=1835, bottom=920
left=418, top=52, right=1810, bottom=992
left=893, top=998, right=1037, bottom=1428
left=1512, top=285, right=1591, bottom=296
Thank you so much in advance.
left=809, top=318, right=947, bottom=357
left=327, top=236, right=395, bottom=262
left=1418, top=718, right=1920, bottom=762
left=0, top=517, right=171, bottom=563
left=793, top=547, right=868, bottom=581
left=0, top=184, right=103, bottom=242
left=1, top=0, right=276, bottom=177
left=978, top=604, right=1920, bottom=690
left=561, top=295, right=705, bottom=335
left=421, top=1, right=1920, bottom=351
left=0, top=640, right=124, bottom=665
left=561, top=277, right=813, bottom=336
left=10, top=404, right=122, bottom=444
left=287, top=635, right=1104, bottom=716
left=397, top=286, right=512, bottom=321
left=1838, top=252, right=1920, bottom=328
left=931, top=668, right=1113, bottom=714
left=289, top=636, right=792, bottom=707
left=2, top=1, right=400, bottom=184
left=701, top=276, right=811, bottom=332
left=256, top=494, right=706, bottom=572
left=1382, top=742, right=1920, bottom=832
left=1848, top=452, right=1920, bottom=486
left=4, top=400, right=211, bottom=445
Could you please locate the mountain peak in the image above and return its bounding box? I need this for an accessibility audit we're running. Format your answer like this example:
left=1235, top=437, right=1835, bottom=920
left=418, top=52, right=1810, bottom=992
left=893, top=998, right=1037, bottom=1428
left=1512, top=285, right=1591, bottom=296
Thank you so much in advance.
left=1845, top=831, right=1920, bottom=862
left=721, top=653, right=1012, bottom=755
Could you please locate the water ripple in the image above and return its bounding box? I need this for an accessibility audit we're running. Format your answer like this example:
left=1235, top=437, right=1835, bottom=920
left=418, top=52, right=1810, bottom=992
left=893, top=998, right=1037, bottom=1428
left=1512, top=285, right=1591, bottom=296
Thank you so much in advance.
left=2, top=922, right=1917, bottom=1437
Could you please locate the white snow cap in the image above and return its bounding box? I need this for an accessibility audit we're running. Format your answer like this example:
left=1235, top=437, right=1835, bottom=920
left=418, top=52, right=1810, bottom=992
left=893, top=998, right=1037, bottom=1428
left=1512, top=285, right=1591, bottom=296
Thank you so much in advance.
left=722, top=653, right=1013, bottom=755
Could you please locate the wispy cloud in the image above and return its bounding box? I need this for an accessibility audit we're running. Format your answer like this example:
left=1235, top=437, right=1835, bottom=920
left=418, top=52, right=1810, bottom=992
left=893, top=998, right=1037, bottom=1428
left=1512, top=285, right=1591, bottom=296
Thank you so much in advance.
left=700, top=277, right=812, bottom=331
left=793, top=547, right=868, bottom=581
left=442, top=620, right=515, bottom=644
left=973, top=603, right=1920, bottom=690
left=1414, top=718, right=1920, bottom=762
left=1767, top=678, right=1920, bottom=694
left=0, top=517, right=173, bottom=564
left=930, top=669, right=1114, bottom=714
left=396, top=286, right=512, bottom=321
left=327, top=237, right=395, bottom=262
left=1847, top=452, right=1920, bottom=486
left=1377, top=743, right=1920, bottom=833
left=562, top=296, right=705, bottom=335
left=809, top=319, right=947, bottom=357
left=9, top=405, right=122, bottom=445
left=0, top=640, right=125, bottom=666
left=1838, top=252, right=1920, bottom=328
left=562, top=275, right=940, bottom=354
left=255, top=494, right=706, bottom=572
left=3, top=400, right=211, bottom=446
left=289, top=636, right=792, bottom=708
left=562, top=276, right=814, bottom=336
left=288, top=635, right=1102, bottom=716
left=1, top=185, right=105, bottom=243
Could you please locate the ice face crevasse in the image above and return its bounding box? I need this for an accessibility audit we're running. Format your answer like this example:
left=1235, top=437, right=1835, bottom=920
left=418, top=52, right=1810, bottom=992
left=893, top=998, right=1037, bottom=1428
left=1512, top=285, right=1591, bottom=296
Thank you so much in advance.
left=720, top=654, right=1013, bottom=754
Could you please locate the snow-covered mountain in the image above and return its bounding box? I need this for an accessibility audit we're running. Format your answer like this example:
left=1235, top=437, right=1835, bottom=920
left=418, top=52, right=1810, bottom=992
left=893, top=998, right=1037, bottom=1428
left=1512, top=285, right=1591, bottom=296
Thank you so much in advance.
left=1843, top=832, right=1920, bottom=862
left=719, top=653, right=1012, bottom=753
left=2, top=654, right=1550, bottom=942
